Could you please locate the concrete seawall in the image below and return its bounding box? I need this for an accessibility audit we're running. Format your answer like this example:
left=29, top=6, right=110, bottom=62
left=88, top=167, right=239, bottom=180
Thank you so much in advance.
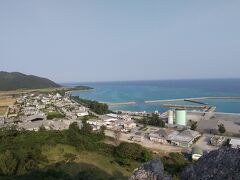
left=103, top=101, right=137, bottom=106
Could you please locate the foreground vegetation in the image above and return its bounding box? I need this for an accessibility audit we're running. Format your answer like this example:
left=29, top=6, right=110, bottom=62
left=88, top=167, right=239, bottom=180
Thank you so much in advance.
left=162, top=152, right=190, bottom=178
left=0, top=122, right=152, bottom=179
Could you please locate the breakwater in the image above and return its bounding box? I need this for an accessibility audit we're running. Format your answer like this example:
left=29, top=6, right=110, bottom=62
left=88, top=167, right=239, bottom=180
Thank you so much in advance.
left=144, top=96, right=240, bottom=104
left=161, top=104, right=207, bottom=109
left=103, top=96, right=240, bottom=106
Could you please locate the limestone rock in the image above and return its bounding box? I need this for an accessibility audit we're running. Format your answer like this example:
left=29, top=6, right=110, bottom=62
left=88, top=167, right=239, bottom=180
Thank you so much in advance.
left=181, top=147, right=240, bottom=180
left=129, top=157, right=172, bottom=180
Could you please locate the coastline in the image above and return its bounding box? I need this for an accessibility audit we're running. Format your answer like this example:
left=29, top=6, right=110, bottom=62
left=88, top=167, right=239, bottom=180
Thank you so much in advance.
left=69, top=79, right=240, bottom=113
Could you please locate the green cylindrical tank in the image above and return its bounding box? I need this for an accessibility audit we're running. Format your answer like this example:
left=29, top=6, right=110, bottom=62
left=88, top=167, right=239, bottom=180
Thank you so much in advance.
left=175, top=109, right=186, bottom=126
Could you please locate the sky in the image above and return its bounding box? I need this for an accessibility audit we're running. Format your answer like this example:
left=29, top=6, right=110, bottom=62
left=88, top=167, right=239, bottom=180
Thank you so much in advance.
left=1, top=0, right=240, bottom=83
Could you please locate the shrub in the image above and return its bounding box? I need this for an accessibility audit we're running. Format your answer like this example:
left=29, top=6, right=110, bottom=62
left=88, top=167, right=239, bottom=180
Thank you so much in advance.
left=47, top=112, right=65, bottom=120
left=114, top=157, right=130, bottom=167
left=115, top=142, right=152, bottom=162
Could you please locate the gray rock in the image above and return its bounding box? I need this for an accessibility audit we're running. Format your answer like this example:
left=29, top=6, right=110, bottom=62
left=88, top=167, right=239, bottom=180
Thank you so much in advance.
left=181, top=147, right=240, bottom=180
left=129, top=157, right=172, bottom=180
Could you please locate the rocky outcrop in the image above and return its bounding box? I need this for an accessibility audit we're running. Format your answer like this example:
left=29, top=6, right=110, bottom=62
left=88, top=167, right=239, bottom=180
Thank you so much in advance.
left=129, top=157, right=172, bottom=180
left=181, top=148, right=240, bottom=180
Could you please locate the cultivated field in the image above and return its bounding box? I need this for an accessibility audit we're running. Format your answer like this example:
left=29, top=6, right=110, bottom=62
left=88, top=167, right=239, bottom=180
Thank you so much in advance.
left=0, top=96, right=16, bottom=116
left=0, top=88, right=61, bottom=97
left=0, top=106, right=8, bottom=116
left=0, top=96, right=16, bottom=106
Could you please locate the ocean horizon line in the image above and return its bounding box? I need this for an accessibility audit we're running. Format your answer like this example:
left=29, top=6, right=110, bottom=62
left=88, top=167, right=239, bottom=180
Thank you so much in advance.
left=60, top=77, right=240, bottom=85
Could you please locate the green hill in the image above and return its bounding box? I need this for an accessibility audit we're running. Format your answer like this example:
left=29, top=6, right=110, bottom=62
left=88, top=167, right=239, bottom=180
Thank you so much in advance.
left=0, top=71, right=61, bottom=91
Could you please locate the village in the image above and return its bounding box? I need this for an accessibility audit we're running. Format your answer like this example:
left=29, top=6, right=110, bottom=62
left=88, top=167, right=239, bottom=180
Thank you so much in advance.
left=0, top=92, right=239, bottom=162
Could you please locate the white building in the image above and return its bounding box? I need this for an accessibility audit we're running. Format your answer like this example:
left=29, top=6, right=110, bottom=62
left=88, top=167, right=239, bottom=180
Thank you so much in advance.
left=106, top=113, right=118, bottom=118
left=77, top=111, right=89, bottom=117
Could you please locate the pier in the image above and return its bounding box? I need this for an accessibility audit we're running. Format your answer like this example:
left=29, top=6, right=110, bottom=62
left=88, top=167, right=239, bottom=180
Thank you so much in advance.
left=184, top=99, right=208, bottom=105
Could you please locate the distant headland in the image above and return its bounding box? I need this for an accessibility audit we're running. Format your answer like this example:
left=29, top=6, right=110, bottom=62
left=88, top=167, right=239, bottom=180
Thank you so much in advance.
left=0, top=71, right=93, bottom=92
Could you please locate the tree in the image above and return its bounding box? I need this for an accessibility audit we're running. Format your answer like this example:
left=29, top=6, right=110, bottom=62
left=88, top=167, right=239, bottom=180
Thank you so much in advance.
left=98, top=125, right=106, bottom=139
left=141, top=113, right=165, bottom=127
left=80, top=120, right=93, bottom=135
left=67, top=122, right=81, bottom=146
left=115, top=142, right=152, bottom=162
left=113, top=129, right=121, bottom=146
left=70, top=96, right=110, bottom=115
left=141, top=149, right=153, bottom=162
left=218, top=124, right=226, bottom=134
left=47, top=111, right=65, bottom=120
left=190, top=121, right=197, bottom=130
left=69, top=122, right=80, bottom=133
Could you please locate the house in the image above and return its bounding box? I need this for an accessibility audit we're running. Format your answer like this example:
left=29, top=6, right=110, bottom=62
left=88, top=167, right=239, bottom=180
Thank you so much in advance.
left=55, top=93, right=62, bottom=99
left=103, top=118, right=117, bottom=129
left=123, top=121, right=136, bottom=130
left=104, top=118, right=118, bottom=124
left=36, top=105, right=45, bottom=110
left=121, top=115, right=130, bottom=121
left=210, top=135, right=225, bottom=146
left=229, top=138, right=240, bottom=149
left=87, top=120, right=97, bottom=126
left=149, top=128, right=179, bottom=144
left=171, top=129, right=201, bottom=148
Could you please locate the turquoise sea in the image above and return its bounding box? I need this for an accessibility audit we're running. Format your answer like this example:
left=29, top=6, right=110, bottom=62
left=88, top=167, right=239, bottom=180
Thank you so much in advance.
left=64, top=79, right=240, bottom=113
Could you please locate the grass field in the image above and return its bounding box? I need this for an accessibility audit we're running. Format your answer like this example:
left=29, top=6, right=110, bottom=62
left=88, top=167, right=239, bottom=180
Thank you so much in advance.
left=42, top=144, right=139, bottom=179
